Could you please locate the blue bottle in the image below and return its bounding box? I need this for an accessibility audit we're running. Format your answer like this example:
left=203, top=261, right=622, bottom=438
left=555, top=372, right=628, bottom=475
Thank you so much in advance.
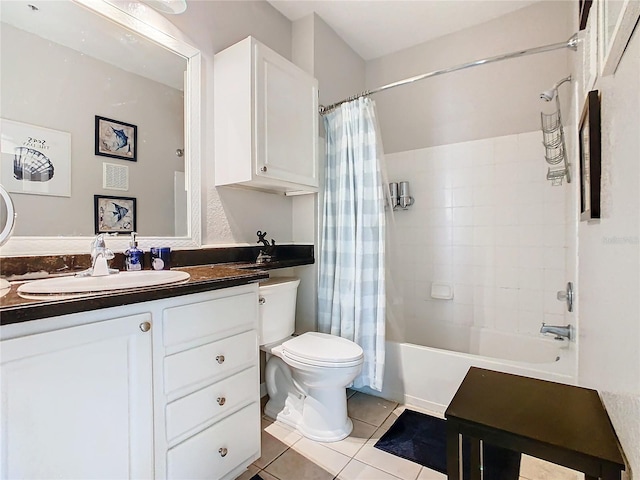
left=125, top=232, right=143, bottom=271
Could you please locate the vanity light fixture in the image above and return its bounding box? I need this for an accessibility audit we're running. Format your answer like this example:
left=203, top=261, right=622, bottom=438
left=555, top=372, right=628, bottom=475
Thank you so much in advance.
left=142, top=0, right=187, bottom=14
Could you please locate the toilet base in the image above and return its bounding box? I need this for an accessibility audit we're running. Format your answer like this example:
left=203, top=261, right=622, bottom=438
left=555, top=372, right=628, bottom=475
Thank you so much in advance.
left=264, top=397, right=354, bottom=443
left=264, top=356, right=355, bottom=442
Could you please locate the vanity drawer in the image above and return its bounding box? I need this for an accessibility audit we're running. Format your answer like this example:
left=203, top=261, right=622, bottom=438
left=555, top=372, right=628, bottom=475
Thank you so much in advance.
left=164, top=330, right=257, bottom=395
left=163, top=291, right=257, bottom=348
left=166, top=402, right=260, bottom=480
left=165, top=366, right=257, bottom=443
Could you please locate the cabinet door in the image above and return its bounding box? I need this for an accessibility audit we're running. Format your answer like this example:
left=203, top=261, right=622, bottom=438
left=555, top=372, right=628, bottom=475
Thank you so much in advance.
left=255, top=41, right=319, bottom=188
left=0, top=313, right=154, bottom=479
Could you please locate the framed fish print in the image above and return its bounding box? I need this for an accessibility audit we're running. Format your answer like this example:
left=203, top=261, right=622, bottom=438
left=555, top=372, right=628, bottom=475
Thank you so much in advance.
left=94, top=194, right=137, bottom=233
left=95, top=116, right=137, bottom=162
left=0, top=118, right=71, bottom=197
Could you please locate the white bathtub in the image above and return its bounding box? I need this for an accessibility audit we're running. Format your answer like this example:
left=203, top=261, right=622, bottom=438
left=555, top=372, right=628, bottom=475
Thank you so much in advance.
left=358, top=328, right=577, bottom=415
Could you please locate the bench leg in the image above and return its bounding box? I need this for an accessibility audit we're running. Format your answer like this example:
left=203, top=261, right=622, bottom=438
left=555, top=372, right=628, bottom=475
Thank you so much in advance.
left=469, top=438, right=481, bottom=480
left=446, top=422, right=460, bottom=480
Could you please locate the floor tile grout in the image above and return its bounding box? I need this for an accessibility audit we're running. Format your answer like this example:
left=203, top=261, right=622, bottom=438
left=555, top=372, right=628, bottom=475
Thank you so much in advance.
left=248, top=392, right=583, bottom=480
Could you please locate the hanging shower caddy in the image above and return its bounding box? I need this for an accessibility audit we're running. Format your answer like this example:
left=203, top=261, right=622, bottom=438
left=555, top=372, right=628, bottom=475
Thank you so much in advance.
left=540, top=76, right=572, bottom=185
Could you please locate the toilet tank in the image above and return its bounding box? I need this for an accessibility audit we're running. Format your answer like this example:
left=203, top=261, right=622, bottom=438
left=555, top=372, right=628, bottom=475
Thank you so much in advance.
left=258, top=277, right=300, bottom=345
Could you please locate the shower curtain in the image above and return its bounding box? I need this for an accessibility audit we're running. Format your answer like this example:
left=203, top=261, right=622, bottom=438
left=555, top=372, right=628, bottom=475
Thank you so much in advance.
left=318, top=97, right=386, bottom=391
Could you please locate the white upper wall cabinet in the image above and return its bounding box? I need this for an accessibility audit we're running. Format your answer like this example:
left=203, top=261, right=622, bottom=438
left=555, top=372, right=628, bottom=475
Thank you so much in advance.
left=214, top=36, right=319, bottom=194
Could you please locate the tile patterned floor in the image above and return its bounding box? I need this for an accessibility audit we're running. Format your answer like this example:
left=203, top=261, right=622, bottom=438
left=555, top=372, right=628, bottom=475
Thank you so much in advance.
left=235, top=391, right=583, bottom=480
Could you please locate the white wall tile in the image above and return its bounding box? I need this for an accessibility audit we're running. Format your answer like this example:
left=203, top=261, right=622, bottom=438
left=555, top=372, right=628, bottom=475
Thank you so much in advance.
left=518, top=268, right=544, bottom=290
left=453, top=207, right=474, bottom=226
left=494, top=226, right=519, bottom=246
left=495, top=287, right=519, bottom=309
left=472, top=246, right=495, bottom=266
left=543, top=268, right=565, bottom=290
left=494, top=246, right=519, bottom=267
left=518, top=310, right=543, bottom=335
left=474, top=286, right=496, bottom=306
left=495, top=266, right=519, bottom=288
left=387, top=131, right=569, bottom=346
left=494, top=135, right=519, bottom=164
left=518, top=247, right=544, bottom=268
left=473, top=305, right=496, bottom=329
left=452, top=226, right=474, bottom=246
left=494, top=307, right=519, bottom=333
left=453, top=304, right=474, bottom=325
left=453, top=283, right=474, bottom=305
left=543, top=246, right=566, bottom=269
left=518, top=289, right=543, bottom=312
left=453, top=263, right=473, bottom=285
left=453, top=187, right=474, bottom=207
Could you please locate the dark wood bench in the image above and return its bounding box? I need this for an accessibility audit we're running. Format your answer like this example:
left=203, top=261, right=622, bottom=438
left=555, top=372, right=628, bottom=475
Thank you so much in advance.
left=445, top=367, right=625, bottom=480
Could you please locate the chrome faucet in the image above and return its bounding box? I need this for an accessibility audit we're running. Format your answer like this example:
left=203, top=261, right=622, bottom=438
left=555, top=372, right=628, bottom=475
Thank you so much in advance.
left=76, top=234, right=119, bottom=277
left=540, top=323, right=572, bottom=341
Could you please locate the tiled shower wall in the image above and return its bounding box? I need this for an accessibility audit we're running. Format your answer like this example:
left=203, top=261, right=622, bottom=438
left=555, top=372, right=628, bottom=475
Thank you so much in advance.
left=385, top=131, right=568, bottom=351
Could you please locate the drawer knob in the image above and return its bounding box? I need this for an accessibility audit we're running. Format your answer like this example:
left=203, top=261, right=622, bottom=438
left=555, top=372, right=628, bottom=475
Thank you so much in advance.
left=218, top=447, right=228, bottom=457
left=259, top=296, right=266, bottom=305
left=216, top=355, right=225, bottom=364
left=139, top=322, right=151, bottom=332
left=260, top=166, right=267, bottom=172
left=217, top=396, right=226, bottom=406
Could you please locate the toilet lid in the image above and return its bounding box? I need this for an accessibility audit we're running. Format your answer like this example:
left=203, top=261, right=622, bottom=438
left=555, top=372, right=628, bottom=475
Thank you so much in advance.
left=282, top=332, right=364, bottom=364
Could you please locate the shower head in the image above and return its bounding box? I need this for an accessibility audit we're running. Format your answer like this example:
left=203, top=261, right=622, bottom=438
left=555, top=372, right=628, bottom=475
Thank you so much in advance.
left=540, top=89, right=556, bottom=102
left=539, top=75, right=572, bottom=102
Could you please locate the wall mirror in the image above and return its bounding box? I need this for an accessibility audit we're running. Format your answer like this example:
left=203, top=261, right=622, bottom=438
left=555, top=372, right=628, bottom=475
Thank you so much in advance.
left=0, top=0, right=201, bottom=256
left=599, top=0, right=640, bottom=75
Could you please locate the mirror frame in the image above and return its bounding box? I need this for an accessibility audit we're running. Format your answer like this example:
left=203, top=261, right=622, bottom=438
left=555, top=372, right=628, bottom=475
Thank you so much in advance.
left=0, top=0, right=201, bottom=256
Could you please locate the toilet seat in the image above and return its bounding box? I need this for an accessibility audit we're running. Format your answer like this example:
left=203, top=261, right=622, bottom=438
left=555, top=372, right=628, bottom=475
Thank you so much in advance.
left=282, top=332, right=364, bottom=368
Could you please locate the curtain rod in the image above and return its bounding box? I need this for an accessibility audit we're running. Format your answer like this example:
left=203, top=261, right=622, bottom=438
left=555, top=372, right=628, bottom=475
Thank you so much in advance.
left=318, top=33, right=578, bottom=115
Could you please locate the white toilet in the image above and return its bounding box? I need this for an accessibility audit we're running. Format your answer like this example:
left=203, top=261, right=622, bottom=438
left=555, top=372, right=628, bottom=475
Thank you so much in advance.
left=259, top=277, right=364, bottom=442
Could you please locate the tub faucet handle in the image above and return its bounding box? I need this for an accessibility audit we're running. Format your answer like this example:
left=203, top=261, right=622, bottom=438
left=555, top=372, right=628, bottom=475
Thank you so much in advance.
left=556, top=282, right=574, bottom=312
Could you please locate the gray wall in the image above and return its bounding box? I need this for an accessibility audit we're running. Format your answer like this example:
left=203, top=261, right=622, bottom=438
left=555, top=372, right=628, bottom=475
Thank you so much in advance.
left=577, top=27, right=640, bottom=474
left=1, top=24, right=184, bottom=236
left=165, top=0, right=296, bottom=246
left=290, top=13, right=367, bottom=335
left=366, top=1, right=573, bottom=153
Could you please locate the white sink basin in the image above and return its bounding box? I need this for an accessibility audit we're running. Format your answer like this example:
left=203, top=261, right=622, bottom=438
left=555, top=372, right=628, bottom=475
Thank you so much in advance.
left=17, top=270, right=190, bottom=295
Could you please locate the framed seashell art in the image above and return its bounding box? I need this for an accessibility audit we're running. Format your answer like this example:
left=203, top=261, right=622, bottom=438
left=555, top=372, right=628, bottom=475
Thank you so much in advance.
left=95, top=116, right=137, bottom=162
left=0, top=119, right=71, bottom=197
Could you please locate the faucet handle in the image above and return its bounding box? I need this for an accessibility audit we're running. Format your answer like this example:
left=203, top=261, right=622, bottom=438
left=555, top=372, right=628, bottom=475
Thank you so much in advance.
left=556, top=282, right=574, bottom=312
left=92, top=233, right=106, bottom=248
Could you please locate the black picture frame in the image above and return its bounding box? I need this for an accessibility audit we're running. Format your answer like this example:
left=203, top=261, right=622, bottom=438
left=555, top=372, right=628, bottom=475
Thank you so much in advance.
left=578, top=0, right=593, bottom=30
left=94, top=194, right=137, bottom=234
left=579, top=90, right=601, bottom=221
left=95, top=116, right=137, bottom=162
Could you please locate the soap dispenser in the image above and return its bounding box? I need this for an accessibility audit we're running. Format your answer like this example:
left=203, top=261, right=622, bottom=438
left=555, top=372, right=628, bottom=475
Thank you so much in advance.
left=125, top=232, right=143, bottom=271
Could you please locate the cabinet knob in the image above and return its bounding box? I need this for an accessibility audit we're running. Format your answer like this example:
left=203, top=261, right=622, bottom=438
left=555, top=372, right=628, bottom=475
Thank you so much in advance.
left=218, top=447, right=228, bottom=457
left=260, top=166, right=267, bottom=172
left=259, top=296, right=266, bottom=305
left=217, top=396, right=226, bottom=406
left=139, top=322, right=151, bottom=332
left=216, top=355, right=225, bottom=364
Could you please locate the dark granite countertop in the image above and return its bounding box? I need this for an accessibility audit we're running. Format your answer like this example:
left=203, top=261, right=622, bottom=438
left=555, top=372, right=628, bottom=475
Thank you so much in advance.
left=0, top=264, right=270, bottom=326
left=0, top=244, right=314, bottom=326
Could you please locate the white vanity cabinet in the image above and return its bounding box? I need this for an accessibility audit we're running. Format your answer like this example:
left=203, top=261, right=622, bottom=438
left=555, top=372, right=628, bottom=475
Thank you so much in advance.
left=214, top=36, right=319, bottom=193
left=157, top=286, right=261, bottom=480
left=0, top=283, right=261, bottom=480
left=0, top=312, right=154, bottom=479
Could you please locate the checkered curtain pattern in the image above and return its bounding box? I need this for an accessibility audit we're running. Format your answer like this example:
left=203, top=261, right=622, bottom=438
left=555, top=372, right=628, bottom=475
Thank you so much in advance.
left=318, top=97, right=386, bottom=391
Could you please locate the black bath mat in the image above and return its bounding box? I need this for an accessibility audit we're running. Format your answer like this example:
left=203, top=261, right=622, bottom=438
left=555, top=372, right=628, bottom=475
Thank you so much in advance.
left=374, top=409, right=521, bottom=480
left=250, top=475, right=263, bottom=480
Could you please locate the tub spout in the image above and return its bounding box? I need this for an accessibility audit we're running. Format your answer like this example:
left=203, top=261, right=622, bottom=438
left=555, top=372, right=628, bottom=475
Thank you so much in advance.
left=540, top=323, right=572, bottom=341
